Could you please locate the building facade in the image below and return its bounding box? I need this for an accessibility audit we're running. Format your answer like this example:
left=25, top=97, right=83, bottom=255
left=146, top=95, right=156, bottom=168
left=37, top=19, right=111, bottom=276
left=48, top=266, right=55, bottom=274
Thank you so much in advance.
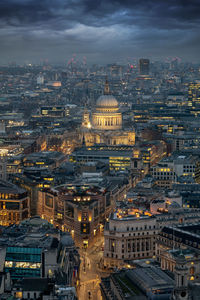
left=104, top=208, right=200, bottom=268
left=0, top=180, right=30, bottom=226
left=38, top=184, right=112, bottom=248
left=104, top=211, right=157, bottom=268
left=0, top=217, right=80, bottom=284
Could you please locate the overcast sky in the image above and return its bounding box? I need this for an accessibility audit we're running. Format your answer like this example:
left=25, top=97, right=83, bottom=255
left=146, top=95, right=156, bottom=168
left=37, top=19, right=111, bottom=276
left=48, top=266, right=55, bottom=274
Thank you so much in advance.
left=0, top=0, right=200, bottom=64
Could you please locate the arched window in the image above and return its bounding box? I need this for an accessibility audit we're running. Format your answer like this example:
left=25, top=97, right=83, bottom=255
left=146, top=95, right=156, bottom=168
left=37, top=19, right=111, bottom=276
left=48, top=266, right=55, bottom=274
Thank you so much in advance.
left=190, top=266, right=195, bottom=275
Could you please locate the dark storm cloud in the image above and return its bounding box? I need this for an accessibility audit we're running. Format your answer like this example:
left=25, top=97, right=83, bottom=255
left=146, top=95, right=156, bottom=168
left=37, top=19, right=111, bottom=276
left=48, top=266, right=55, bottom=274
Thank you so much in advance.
left=1, top=0, right=200, bottom=28
left=0, top=0, right=199, bottom=63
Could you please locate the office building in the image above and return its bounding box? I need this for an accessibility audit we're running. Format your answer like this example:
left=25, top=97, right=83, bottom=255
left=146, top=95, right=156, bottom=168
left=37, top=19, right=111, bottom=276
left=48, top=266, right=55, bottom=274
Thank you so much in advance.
left=0, top=180, right=30, bottom=226
left=0, top=216, right=80, bottom=283
left=103, top=207, right=200, bottom=268
left=139, top=59, right=150, bottom=75
left=38, top=184, right=112, bottom=248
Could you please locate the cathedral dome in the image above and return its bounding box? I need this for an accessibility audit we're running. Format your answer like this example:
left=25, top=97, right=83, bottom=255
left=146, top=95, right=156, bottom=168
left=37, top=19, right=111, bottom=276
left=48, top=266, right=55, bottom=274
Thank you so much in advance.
left=96, top=95, right=118, bottom=108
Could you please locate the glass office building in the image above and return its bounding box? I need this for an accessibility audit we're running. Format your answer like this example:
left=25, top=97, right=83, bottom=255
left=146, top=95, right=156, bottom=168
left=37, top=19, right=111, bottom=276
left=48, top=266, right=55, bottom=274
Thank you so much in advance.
left=4, top=246, right=42, bottom=279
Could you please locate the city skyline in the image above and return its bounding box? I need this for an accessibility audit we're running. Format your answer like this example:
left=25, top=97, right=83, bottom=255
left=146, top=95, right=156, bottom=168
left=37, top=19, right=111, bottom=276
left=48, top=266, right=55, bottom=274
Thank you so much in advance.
left=0, top=0, right=200, bottom=64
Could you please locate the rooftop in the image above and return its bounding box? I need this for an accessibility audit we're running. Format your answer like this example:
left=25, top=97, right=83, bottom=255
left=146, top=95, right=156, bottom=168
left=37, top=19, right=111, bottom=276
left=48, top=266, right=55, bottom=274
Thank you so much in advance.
left=0, top=216, right=60, bottom=249
left=126, top=266, right=174, bottom=292
left=0, top=179, right=26, bottom=194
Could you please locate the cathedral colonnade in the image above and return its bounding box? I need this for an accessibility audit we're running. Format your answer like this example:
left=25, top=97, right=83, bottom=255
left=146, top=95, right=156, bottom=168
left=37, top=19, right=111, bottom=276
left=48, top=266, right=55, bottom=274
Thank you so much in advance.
left=92, top=113, right=122, bottom=130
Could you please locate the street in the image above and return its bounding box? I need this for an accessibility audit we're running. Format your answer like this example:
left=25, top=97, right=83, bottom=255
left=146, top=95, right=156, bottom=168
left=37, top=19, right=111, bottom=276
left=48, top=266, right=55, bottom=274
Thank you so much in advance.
left=77, top=235, right=110, bottom=300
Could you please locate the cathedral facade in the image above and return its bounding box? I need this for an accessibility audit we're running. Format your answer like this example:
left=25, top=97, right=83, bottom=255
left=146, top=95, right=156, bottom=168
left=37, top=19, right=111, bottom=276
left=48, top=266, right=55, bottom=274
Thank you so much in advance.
left=81, top=81, right=135, bottom=146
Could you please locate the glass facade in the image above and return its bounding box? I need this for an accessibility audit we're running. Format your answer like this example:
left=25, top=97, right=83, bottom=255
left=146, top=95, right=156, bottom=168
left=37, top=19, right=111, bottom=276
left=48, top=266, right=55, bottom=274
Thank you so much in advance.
left=5, top=247, right=42, bottom=279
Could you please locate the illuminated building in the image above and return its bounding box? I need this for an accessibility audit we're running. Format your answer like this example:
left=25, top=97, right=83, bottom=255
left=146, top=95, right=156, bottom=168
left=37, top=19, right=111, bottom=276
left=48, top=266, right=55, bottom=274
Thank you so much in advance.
left=103, top=207, right=200, bottom=268
left=81, top=80, right=135, bottom=146
left=0, top=145, right=24, bottom=157
left=40, top=106, right=66, bottom=117
left=70, top=145, right=134, bottom=171
left=70, top=141, right=166, bottom=172
left=38, top=184, right=112, bottom=248
left=151, top=154, right=198, bottom=188
left=12, top=282, right=77, bottom=300
left=158, top=248, right=200, bottom=280
left=7, top=157, right=22, bottom=175
left=0, top=180, right=30, bottom=226
left=46, top=81, right=62, bottom=87
left=139, top=58, right=150, bottom=75
left=11, top=168, right=56, bottom=216
left=195, top=161, right=200, bottom=184
left=0, top=217, right=79, bottom=283
left=139, top=140, right=167, bottom=167
left=157, top=224, right=200, bottom=280
left=188, top=82, right=200, bottom=106
left=167, top=92, right=186, bottom=106
left=22, top=151, right=66, bottom=170
left=104, top=211, right=157, bottom=268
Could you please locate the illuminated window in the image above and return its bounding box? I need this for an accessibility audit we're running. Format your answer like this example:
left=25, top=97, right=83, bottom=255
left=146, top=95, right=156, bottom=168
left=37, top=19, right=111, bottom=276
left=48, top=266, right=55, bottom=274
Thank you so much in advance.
left=15, top=292, right=22, bottom=298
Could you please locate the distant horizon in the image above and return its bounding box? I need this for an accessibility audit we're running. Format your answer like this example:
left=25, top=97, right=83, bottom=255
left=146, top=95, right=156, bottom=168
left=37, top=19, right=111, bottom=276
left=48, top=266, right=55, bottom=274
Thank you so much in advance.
left=0, top=56, right=199, bottom=67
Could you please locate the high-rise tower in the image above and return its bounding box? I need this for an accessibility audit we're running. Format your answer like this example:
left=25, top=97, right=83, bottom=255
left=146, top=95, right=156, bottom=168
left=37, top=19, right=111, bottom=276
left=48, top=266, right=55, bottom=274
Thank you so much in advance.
left=139, top=58, right=150, bottom=75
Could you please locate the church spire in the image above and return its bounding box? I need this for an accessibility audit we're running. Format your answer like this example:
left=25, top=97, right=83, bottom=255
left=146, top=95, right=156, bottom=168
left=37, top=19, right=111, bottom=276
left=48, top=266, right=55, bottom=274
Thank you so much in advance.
left=104, top=77, right=110, bottom=95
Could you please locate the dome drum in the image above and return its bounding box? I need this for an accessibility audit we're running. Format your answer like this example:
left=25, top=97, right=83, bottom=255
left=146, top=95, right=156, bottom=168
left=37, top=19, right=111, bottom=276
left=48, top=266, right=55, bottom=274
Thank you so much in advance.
left=92, top=113, right=122, bottom=130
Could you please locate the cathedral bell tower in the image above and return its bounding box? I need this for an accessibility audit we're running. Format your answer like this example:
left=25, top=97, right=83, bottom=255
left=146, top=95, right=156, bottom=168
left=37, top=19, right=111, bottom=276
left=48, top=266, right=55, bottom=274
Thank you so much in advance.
left=172, top=253, right=190, bottom=300
left=82, top=107, right=91, bottom=129
left=104, top=78, right=110, bottom=95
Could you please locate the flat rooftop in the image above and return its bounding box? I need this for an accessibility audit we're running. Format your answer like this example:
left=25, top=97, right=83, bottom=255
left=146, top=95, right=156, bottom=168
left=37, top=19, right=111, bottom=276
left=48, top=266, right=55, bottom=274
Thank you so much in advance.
left=0, top=216, right=60, bottom=249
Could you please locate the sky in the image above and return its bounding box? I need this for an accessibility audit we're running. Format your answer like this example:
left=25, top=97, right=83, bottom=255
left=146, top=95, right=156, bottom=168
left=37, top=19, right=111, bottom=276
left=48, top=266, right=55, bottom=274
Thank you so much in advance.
left=0, top=0, right=200, bottom=65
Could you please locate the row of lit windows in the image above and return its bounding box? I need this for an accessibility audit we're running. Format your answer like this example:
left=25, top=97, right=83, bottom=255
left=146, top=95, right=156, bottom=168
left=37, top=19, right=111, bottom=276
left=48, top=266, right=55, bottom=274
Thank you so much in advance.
left=5, top=261, right=41, bottom=269
left=0, top=193, right=26, bottom=200
left=73, top=197, right=91, bottom=202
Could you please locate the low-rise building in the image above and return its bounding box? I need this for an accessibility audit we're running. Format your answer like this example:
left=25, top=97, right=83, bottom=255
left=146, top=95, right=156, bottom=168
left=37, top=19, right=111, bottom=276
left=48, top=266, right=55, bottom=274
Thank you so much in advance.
left=0, top=216, right=80, bottom=285
left=150, top=153, right=198, bottom=188
left=100, top=266, right=174, bottom=300
left=0, top=180, right=30, bottom=226
left=156, top=223, right=200, bottom=280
